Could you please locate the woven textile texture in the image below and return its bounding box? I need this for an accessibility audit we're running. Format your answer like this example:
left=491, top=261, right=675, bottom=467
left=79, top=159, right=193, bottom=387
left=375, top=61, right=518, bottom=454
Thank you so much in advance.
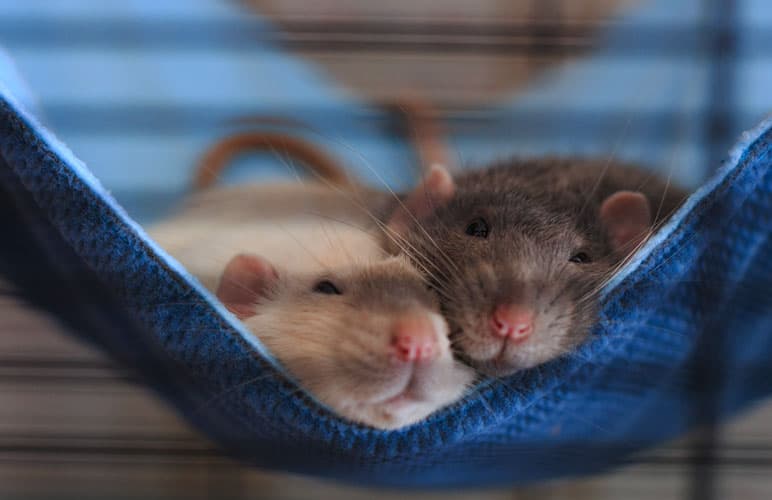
left=0, top=81, right=770, bottom=486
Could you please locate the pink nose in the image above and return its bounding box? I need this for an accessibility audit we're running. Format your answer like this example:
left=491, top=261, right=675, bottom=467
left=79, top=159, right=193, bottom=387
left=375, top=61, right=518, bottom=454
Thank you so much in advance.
left=391, top=315, right=438, bottom=362
left=490, top=304, right=534, bottom=341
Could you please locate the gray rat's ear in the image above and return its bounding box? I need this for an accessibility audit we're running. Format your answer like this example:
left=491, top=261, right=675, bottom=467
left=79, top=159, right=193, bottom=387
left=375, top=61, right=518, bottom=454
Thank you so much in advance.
left=216, top=253, right=278, bottom=319
left=387, top=163, right=455, bottom=236
left=599, top=191, right=652, bottom=254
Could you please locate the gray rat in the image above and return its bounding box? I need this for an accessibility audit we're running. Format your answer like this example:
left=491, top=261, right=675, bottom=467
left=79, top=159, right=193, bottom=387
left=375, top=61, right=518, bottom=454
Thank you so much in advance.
left=384, top=158, right=688, bottom=377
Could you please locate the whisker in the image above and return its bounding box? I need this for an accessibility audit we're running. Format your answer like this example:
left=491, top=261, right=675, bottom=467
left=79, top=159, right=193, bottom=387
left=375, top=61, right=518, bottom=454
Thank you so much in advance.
left=192, top=372, right=278, bottom=415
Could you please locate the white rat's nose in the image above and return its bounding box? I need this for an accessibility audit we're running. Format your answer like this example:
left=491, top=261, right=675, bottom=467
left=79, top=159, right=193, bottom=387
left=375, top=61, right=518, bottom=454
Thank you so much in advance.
left=390, top=314, right=440, bottom=363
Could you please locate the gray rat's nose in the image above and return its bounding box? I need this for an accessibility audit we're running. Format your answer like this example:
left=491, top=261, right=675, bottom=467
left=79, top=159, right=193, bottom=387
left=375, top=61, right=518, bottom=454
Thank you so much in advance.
left=490, top=304, right=534, bottom=341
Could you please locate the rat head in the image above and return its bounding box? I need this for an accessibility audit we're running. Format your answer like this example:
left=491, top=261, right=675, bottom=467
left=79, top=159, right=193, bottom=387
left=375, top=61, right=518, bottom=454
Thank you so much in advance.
left=385, top=163, right=653, bottom=377
left=216, top=253, right=474, bottom=430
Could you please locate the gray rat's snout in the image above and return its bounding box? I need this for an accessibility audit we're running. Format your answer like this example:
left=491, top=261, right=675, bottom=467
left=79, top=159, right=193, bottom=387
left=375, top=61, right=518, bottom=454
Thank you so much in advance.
left=487, top=276, right=539, bottom=341
left=490, top=303, right=535, bottom=342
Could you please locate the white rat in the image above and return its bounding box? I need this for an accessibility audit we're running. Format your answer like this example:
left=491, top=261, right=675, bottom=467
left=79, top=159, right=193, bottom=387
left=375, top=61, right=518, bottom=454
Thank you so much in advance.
left=149, top=182, right=475, bottom=429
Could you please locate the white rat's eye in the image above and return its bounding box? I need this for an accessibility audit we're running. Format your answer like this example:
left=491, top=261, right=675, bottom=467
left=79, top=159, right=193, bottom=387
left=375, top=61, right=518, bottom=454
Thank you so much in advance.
left=312, top=280, right=342, bottom=295
left=465, top=218, right=489, bottom=238
left=569, top=252, right=592, bottom=264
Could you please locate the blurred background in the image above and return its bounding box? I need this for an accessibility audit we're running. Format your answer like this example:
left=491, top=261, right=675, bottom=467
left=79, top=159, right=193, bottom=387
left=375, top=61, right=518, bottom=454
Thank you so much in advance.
left=0, top=0, right=771, bottom=498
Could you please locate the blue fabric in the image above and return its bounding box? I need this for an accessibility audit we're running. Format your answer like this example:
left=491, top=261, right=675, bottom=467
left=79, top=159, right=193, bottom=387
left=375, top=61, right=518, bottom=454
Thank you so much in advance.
left=1, top=81, right=771, bottom=487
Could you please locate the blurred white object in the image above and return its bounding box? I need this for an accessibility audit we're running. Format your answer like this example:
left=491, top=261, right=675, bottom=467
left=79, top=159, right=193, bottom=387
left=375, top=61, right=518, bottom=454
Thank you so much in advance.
left=240, top=0, right=635, bottom=106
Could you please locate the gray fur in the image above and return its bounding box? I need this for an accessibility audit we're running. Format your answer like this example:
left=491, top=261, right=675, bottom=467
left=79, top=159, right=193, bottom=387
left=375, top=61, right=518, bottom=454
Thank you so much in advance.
left=384, top=158, right=688, bottom=376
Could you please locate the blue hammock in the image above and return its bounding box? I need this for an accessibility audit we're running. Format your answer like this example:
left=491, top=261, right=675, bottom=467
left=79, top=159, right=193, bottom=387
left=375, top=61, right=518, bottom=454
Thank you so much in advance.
left=0, top=85, right=770, bottom=487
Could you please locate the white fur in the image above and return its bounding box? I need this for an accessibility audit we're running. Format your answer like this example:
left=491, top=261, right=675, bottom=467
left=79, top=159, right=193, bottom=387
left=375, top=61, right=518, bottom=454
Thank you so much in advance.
left=150, top=183, right=473, bottom=429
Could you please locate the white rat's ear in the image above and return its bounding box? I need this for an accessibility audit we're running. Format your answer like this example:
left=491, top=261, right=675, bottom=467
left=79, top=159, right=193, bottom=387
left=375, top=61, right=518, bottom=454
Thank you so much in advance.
left=387, top=163, right=455, bottom=236
left=599, top=191, right=652, bottom=254
left=216, top=253, right=278, bottom=319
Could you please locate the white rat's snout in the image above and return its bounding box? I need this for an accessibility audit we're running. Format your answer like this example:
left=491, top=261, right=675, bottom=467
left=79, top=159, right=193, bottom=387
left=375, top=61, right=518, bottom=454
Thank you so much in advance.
left=388, top=312, right=450, bottom=364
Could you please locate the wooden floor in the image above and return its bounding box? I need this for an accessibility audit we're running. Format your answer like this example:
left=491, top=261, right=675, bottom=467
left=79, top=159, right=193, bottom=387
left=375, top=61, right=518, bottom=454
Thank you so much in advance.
left=2, top=279, right=772, bottom=500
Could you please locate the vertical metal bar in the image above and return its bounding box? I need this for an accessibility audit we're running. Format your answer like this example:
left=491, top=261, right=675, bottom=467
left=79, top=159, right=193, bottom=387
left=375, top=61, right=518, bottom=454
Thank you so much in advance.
left=687, top=2, right=737, bottom=500
left=703, top=0, right=738, bottom=173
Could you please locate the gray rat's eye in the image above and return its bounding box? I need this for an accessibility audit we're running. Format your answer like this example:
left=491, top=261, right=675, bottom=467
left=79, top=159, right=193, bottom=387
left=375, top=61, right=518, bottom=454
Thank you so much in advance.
left=312, top=280, right=342, bottom=295
left=569, top=252, right=592, bottom=264
left=465, top=218, right=489, bottom=238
